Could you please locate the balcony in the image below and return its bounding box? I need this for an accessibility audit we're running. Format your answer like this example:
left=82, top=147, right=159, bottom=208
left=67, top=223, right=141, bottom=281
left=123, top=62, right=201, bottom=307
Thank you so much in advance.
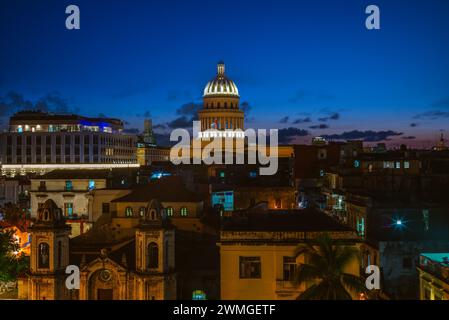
left=275, top=280, right=301, bottom=293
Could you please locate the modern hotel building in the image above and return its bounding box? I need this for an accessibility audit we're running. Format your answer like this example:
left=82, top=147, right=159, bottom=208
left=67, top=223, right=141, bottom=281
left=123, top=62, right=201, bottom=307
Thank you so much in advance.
left=0, top=111, right=138, bottom=176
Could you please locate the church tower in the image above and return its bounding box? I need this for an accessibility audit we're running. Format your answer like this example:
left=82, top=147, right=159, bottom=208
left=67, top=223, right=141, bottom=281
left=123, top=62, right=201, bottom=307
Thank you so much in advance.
left=134, top=199, right=176, bottom=300
left=198, top=61, right=245, bottom=131
left=28, top=199, right=71, bottom=300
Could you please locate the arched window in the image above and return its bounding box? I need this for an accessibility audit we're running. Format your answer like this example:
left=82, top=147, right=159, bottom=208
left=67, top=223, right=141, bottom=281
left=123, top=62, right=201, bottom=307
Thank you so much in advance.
left=139, top=207, right=146, bottom=217
left=166, top=207, right=174, bottom=217
left=57, top=241, right=62, bottom=269
left=180, top=207, right=188, bottom=217
left=147, top=242, right=158, bottom=269
left=125, top=207, right=133, bottom=217
left=38, top=242, right=50, bottom=269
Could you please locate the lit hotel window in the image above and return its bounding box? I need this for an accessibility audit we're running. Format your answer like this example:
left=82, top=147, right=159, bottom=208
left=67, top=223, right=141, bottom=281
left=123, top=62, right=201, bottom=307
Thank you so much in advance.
left=180, top=207, right=188, bottom=217
left=65, top=180, right=73, bottom=191
left=139, top=207, right=146, bottom=217
left=404, top=161, right=410, bottom=169
left=88, top=180, right=95, bottom=190
left=395, top=162, right=401, bottom=169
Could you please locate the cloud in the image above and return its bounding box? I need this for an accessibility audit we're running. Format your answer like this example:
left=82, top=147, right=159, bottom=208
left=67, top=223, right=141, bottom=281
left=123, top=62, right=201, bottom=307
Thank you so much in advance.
left=293, top=117, right=311, bottom=124
left=240, top=101, right=252, bottom=115
left=402, top=136, right=416, bottom=140
left=410, top=123, right=418, bottom=127
left=0, top=91, right=78, bottom=117
left=123, top=128, right=140, bottom=134
left=318, top=112, right=340, bottom=122
left=322, top=130, right=403, bottom=142
left=278, top=127, right=309, bottom=144
left=279, top=116, right=289, bottom=124
left=153, top=123, right=167, bottom=131
left=309, top=124, right=329, bottom=129
left=176, top=102, right=201, bottom=120
left=413, top=110, right=449, bottom=120
left=431, top=97, right=449, bottom=109
left=166, top=116, right=193, bottom=129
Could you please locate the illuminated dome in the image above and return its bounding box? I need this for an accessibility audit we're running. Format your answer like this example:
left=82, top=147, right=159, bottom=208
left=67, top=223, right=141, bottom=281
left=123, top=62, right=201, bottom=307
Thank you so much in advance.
left=203, top=61, right=239, bottom=97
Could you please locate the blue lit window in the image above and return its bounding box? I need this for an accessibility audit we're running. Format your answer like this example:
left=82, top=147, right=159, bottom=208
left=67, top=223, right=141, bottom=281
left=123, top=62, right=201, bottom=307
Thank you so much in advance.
left=249, top=171, right=257, bottom=178
left=88, top=180, right=95, bottom=190
left=65, top=180, right=73, bottom=191
left=212, top=191, right=234, bottom=212
left=17, top=126, right=23, bottom=133
left=219, top=171, right=225, bottom=178
left=354, top=160, right=360, bottom=168
left=192, top=290, right=206, bottom=300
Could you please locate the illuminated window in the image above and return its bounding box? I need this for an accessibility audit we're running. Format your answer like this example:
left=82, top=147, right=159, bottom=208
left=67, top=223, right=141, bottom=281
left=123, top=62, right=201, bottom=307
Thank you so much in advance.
left=139, top=207, right=146, bottom=217
left=212, top=191, right=234, bottom=212
left=17, top=126, right=23, bottom=133
left=125, top=207, right=133, bottom=217
left=38, top=242, right=50, bottom=269
left=239, top=257, right=261, bottom=279
left=219, top=171, right=225, bottom=178
left=395, top=162, right=401, bottom=169
left=88, top=180, right=95, bottom=190
left=180, top=207, right=188, bottom=217
left=65, top=180, right=73, bottom=191
left=354, top=160, right=360, bottom=168
left=64, top=203, right=73, bottom=217
left=274, top=198, right=282, bottom=209
left=166, top=207, right=174, bottom=217
left=192, top=290, right=206, bottom=300
left=404, top=161, right=410, bottom=169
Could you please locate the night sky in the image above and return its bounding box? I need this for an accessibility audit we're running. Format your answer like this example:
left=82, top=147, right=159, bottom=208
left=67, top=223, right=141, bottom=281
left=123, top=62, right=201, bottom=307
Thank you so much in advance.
left=1, top=0, right=449, bottom=147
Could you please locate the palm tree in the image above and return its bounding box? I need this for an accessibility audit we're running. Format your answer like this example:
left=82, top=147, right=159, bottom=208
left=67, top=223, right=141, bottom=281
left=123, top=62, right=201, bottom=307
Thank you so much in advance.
left=294, top=233, right=366, bottom=300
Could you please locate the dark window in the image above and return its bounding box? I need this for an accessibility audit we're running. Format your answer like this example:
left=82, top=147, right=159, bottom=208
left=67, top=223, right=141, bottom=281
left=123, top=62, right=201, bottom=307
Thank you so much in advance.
left=147, top=242, right=159, bottom=269
left=239, top=257, right=261, bottom=279
left=402, top=257, right=413, bottom=269
left=283, top=257, right=297, bottom=281
left=102, top=203, right=110, bottom=213
left=57, top=241, right=62, bottom=268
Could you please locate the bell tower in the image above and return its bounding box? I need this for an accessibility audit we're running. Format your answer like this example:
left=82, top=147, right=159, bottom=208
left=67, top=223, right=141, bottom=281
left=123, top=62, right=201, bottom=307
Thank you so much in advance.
left=134, top=199, right=176, bottom=300
left=28, top=199, right=71, bottom=300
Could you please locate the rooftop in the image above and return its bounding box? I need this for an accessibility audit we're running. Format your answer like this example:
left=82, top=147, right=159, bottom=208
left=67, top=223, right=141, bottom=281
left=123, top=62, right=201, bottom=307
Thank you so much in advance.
left=221, top=207, right=354, bottom=232
left=111, top=176, right=204, bottom=203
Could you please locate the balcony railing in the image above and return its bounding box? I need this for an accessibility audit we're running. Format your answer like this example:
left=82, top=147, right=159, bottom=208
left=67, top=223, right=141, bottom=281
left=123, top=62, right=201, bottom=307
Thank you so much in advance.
left=275, top=280, right=301, bottom=292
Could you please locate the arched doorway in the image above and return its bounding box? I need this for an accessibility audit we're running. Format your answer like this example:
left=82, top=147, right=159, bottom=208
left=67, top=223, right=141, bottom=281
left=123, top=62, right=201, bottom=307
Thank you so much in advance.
left=88, top=269, right=120, bottom=300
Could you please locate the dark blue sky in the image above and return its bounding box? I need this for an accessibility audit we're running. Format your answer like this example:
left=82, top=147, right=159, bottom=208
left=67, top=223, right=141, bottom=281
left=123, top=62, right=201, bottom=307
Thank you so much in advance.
left=1, top=0, right=449, bottom=147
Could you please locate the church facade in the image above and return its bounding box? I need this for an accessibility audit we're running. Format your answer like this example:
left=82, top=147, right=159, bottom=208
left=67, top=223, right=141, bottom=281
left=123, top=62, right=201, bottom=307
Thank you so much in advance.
left=19, top=198, right=178, bottom=300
